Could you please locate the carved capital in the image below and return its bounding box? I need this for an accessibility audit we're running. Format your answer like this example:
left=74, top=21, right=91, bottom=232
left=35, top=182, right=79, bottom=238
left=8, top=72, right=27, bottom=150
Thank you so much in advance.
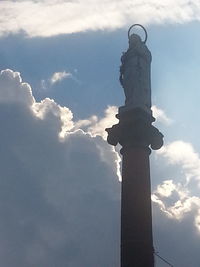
left=106, top=108, right=163, bottom=154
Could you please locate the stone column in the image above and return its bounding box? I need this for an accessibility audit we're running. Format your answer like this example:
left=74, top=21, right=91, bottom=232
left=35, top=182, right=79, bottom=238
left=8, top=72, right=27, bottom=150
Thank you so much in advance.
left=106, top=108, right=163, bottom=267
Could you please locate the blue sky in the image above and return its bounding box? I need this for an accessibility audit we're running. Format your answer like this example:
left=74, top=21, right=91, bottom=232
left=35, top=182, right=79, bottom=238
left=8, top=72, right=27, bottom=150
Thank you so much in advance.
left=1, top=1, right=200, bottom=266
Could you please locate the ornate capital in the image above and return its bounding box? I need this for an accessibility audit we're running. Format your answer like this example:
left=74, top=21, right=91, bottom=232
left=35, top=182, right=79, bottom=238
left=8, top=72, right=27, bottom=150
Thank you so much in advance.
left=106, top=108, right=163, bottom=154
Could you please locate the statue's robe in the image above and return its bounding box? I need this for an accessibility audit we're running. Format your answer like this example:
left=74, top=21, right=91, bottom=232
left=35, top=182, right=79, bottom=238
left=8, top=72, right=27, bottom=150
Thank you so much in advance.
left=120, top=35, right=152, bottom=113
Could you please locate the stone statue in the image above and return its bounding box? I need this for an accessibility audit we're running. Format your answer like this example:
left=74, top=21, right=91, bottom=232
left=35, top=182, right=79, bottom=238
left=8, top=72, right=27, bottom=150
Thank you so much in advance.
left=119, top=30, right=152, bottom=114
left=106, top=25, right=164, bottom=151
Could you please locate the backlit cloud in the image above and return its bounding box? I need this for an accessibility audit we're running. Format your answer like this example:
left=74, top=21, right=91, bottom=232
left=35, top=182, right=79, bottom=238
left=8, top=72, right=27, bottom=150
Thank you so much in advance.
left=153, top=141, right=200, bottom=233
left=1, top=0, right=200, bottom=37
left=157, top=140, right=200, bottom=184
left=152, top=105, right=173, bottom=125
left=74, top=105, right=118, bottom=140
left=0, top=69, right=120, bottom=266
left=1, top=69, right=200, bottom=266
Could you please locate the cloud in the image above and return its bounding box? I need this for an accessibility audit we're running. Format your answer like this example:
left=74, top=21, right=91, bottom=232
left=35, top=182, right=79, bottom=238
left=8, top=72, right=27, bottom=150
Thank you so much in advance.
left=0, top=69, right=120, bottom=266
left=73, top=106, right=121, bottom=180
left=152, top=105, right=173, bottom=125
left=155, top=179, right=177, bottom=197
left=50, top=71, right=72, bottom=85
left=1, top=69, right=200, bottom=266
left=152, top=140, right=200, bottom=234
left=152, top=180, right=200, bottom=232
left=74, top=105, right=118, bottom=140
left=152, top=142, right=200, bottom=266
left=40, top=71, right=80, bottom=92
left=1, top=0, right=200, bottom=37
left=0, top=69, right=34, bottom=105
left=157, top=140, right=200, bottom=183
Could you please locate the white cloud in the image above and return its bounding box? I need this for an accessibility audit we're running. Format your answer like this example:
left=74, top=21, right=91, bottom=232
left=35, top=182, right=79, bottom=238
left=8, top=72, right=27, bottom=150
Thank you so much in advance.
left=0, top=69, right=34, bottom=105
left=156, top=179, right=177, bottom=197
left=152, top=141, right=200, bottom=233
left=74, top=105, right=118, bottom=140
left=1, top=0, right=200, bottom=37
left=32, top=97, right=74, bottom=138
left=1, top=69, right=200, bottom=266
left=194, top=210, right=200, bottom=232
left=152, top=105, right=173, bottom=125
left=157, top=140, right=200, bottom=183
left=153, top=181, right=200, bottom=224
left=50, top=71, right=72, bottom=84
left=73, top=106, right=121, bottom=180
left=0, top=69, right=121, bottom=266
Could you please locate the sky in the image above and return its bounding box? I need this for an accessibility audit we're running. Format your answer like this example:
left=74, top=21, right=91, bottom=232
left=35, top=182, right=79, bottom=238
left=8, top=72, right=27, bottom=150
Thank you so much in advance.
left=1, top=0, right=200, bottom=266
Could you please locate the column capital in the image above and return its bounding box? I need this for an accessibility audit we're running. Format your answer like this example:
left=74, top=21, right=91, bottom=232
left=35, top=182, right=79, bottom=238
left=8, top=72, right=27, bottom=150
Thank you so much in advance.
left=106, top=108, right=163, bottom=153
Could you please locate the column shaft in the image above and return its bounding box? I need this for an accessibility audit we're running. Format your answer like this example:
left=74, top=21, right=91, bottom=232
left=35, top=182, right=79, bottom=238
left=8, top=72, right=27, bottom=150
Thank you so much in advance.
left=121, top=147, right=154, bottom=267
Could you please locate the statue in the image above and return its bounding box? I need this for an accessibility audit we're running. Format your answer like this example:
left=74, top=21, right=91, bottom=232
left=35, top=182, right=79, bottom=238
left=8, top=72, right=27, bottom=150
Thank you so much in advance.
left=106, top=24, right=164, bottom=151
left=119, top=25, right=152, bottom=114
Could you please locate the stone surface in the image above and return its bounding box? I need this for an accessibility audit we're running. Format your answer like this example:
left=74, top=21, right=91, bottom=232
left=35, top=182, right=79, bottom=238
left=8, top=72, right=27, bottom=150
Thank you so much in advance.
left=106, top=108, right=163, bottom=153
left=121, top=147, right=154, bottom=267
left=119, top=34, right=152, bottom=114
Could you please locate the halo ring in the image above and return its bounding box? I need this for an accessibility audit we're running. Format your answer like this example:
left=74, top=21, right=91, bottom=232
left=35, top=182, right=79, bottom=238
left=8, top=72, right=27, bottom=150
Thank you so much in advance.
left=128, top=24, right=148, bottom=43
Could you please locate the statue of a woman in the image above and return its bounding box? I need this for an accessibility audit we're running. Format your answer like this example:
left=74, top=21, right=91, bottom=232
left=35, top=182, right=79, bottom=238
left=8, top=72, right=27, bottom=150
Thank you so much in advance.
left=119, top=33, right=152, bottom=114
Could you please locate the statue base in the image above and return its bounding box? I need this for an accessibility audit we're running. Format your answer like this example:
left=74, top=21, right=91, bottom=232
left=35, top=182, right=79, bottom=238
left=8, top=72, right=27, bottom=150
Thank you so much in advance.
left=106, top=107, right=163, bottom=153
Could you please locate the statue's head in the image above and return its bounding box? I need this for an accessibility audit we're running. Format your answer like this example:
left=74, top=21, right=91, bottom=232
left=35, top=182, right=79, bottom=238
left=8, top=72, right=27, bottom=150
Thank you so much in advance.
left=128, top=33, right=142, bottom=48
